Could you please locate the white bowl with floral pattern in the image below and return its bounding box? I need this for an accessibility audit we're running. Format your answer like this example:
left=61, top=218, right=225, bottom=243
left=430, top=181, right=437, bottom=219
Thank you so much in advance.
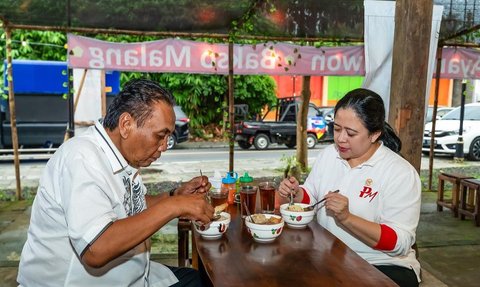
left=280, top=203, right=315, bottom=229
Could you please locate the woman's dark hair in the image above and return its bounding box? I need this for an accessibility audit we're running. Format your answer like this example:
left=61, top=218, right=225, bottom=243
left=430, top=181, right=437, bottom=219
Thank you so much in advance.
left=103, top=79, right=175, bottom=130
left=334, top=88, right=402, bottom=153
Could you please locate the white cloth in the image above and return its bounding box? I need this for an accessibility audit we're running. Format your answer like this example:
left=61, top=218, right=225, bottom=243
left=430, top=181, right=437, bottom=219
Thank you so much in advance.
left=363, top=1, right=443, bottom=118
left=17, top=121, right=178, bottom=287
left=301, top=143, right=422, bottom=281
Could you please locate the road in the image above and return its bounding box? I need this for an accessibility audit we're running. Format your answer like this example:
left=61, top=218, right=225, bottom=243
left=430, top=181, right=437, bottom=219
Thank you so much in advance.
left=157, top=144, right=325, bottom=164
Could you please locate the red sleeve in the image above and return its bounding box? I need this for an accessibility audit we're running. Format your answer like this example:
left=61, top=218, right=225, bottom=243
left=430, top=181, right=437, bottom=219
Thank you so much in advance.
left=373, top=224, right=397, bottom=251
left=300, top=187, right=310, bottom=204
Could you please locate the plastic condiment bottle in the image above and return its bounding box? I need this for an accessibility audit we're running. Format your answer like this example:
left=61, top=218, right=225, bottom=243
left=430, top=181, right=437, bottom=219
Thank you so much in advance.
left=236, top=172, right=254, bottom=204
left=222, top=172, right=238, bottom=205
left=209, top=170, right=223, bottom=192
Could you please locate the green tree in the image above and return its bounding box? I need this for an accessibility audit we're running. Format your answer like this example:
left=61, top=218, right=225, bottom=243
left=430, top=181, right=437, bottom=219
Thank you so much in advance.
left=120, top=72, right=276, bottom=134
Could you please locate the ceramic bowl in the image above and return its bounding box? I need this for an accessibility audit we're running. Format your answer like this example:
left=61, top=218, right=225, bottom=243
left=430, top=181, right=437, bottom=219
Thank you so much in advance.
left=244, top=214, right=284, bottom=243
left=280, top=203, right=315, bottom=229
left=194, top=212, right=230, bottom=240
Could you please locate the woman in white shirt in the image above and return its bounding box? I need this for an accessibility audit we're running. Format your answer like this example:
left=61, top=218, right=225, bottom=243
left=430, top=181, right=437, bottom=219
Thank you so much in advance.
left=278, top=88, right=421, bottom=287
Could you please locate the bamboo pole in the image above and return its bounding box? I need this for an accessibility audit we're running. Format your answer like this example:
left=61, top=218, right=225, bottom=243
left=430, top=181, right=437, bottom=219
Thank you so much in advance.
left=73, top=69, right=88, bottom=112
left=5, top=26, right=22, bottom=200
left=228, top=41, right=235, bottom=173
left=64, top=68, right=87, bottom=142
left=100, top=70, right=107, bottom=117
left=5, top=23, right=363, bottom=44
left=428, top=47, right=443, bottom=191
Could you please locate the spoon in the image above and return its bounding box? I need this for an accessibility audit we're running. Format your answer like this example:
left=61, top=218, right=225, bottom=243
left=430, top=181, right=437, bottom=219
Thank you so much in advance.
left=303, top=190, right=340, bottom=211
left=289, top=191, right=294, bottom=206
left=212, top=212, right=221, bottom=221
left=243, top=201, right=256, bottom=223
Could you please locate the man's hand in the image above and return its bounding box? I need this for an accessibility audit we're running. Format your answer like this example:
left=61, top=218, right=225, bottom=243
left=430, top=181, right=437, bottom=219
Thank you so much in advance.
left=175, top=176, right=211, bottom=195
left=173, top=193, right=214, bottom=224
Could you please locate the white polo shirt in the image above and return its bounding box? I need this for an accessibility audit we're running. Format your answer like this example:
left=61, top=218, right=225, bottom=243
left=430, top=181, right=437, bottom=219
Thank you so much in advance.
left=302, top=143, right=421, bottom=280
left=17, top=121, right=178, bottom=287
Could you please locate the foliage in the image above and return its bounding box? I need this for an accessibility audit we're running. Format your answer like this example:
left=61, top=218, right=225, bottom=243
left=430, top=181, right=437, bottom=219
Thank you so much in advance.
left=116, top=72, right=276, bottom=130
left=280, top=154, right=311, bottom=181
left=0, top=28, right=67, bottom=98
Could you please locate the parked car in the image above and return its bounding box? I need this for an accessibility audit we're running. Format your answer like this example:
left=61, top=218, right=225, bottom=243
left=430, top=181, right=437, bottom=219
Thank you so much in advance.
left=425, top=106, right=455, bottom=123
left=167, top=106, right=189, bottom=149
left=317, top=106, right=334, bottom=141
left=422, top=103, right=480, bottom=161
left=234, top=97, right=327, bottom=150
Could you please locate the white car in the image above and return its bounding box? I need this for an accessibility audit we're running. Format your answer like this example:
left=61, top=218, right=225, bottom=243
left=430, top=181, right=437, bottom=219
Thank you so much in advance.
left=423, top=103, right=480, bottom=161
left=425, top=106, right=455, bottom=123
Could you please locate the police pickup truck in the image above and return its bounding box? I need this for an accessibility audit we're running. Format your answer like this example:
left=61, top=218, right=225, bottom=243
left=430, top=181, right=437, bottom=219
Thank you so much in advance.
left=234, top=97, right=332, bottom=150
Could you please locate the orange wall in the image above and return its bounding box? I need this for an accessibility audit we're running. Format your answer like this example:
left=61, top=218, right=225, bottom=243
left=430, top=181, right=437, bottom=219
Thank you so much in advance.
left=271, top=75, right=323, bottom=106
left=428, top=79, right=451, bottom=106
left=271, top=76, right=452, bottom=109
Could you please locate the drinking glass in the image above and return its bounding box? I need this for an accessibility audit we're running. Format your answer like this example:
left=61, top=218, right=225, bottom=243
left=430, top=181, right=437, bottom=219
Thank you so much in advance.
left=240, top=185, right=258, bottom=218
left=259, top=181, right=276, bottom=213
left=209, top=188, right=228, bottom=208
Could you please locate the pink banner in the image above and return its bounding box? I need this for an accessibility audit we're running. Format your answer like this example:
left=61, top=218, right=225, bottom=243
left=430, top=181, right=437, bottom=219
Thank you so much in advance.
left=67, top=34, right=365, bottom=76
left=437, top=47, right=480, bottom=79
left=67, top=35, right=480, bottom=79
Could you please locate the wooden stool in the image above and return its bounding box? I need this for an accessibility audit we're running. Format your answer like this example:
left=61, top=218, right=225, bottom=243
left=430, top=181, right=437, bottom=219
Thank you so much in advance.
left=458, top=178, right=480, bottom=227
left=437, top=172, right=473, bottom=217
left=177, top=219, right=192, bottom=267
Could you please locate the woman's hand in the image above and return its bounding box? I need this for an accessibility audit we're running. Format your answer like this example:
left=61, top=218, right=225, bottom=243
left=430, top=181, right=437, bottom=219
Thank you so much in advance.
left=324, top=192, right=351, bottom=224
left=175, top=176, right=211, bottom=196
left=278, top=176, right=299, bottom=198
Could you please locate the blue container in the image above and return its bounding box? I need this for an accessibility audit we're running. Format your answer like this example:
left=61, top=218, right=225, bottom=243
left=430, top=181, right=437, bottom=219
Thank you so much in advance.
left=3, top=60, right=120, bottom=95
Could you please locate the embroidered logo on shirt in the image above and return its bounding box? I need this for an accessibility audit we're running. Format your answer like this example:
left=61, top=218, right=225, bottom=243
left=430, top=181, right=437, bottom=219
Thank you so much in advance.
left=359, top=178, right=378, bottom=202
left=122, top=176, right=146, bottom=216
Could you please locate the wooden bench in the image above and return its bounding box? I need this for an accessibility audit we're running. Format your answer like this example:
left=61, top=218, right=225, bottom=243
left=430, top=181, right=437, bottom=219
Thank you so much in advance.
left=458, top=178, right=480, bottom=227
left=437, top=172, right=473, bottom=217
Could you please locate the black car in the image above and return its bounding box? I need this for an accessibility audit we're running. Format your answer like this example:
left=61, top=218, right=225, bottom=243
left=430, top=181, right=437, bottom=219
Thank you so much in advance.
left=167, top=106, right=189, bottom=149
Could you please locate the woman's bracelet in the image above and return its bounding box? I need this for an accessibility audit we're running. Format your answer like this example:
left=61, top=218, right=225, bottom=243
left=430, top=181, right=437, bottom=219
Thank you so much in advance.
left=169, top=188, right=176, bottom=197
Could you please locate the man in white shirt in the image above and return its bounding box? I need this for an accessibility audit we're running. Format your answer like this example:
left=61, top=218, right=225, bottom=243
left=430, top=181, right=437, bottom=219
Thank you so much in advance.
left=18, top=79, right=213, bottom=286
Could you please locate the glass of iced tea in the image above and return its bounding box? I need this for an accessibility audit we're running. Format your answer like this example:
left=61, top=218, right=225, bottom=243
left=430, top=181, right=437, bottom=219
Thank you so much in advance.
left=240, top=185, right=258, bottom=218
left=209, top=188, right=228, bottom=208
left=259, top=181, right=276, bottom=214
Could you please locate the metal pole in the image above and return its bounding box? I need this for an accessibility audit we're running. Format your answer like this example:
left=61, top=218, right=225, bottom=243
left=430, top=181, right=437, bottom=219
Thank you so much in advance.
left=5, top=26, right=23, bottom=200
left=66, top=0, right=74, bottom=139
left=428, top=47, right=442, bottom=191
left=454, top=80, right=466, bottom=162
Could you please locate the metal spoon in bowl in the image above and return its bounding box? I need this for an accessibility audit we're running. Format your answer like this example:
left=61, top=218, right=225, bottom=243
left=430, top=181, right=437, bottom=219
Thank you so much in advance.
left=303, top=190, right=340, bottom=211
left=243, top=201, right=256, bottom=224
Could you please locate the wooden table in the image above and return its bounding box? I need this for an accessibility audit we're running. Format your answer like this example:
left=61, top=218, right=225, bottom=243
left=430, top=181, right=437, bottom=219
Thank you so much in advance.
left=192, top=204, right=398, bottom=287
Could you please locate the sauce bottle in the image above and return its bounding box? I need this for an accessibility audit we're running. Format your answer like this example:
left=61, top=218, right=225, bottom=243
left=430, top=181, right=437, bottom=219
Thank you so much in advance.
left=222, top=172, right=238, bottom=205
left=237, top=172, right=254, bottom=204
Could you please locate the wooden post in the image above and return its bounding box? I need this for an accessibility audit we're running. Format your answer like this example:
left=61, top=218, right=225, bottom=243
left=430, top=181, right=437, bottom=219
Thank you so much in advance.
left=228, top=41, right=235, bottom=173
left=5, top=26, right=22, bottom=200
left=389, top=0, right=433, bottom=172
left=296, top=76, right=311, bottom=171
